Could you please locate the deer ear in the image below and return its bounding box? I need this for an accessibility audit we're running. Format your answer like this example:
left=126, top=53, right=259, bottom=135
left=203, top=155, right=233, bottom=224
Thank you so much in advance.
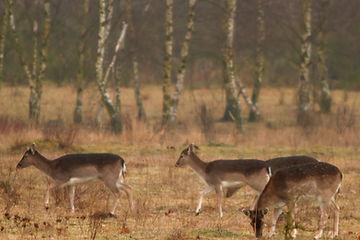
left=187, top=145, right=192, bottom=154
left=190, top=143, right=200, bottom=151
left=242, top=208, right=251, bottom=217
left=261, top=209, right=268, bottom=216
left=30, top=143, right=36, bottom=155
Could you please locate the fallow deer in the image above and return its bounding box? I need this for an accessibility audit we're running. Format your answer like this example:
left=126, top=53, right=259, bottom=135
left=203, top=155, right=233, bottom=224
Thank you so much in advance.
left=16, top=144, right=134, bottom=215
left=242, top=161, right=342, bottom=239
left=175, top=144, right=270, bottom=218
left=225, top=155, right=319, bottom=198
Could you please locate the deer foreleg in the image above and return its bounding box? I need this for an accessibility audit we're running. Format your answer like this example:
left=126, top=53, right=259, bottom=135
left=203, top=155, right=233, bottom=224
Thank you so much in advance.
left=44, top=182, right=58, bottom=210
left=215, top=185, right=224, bottom=218
left=268, top=207, right=283, bottom=238
left=195, top=186, right=214, bottom=215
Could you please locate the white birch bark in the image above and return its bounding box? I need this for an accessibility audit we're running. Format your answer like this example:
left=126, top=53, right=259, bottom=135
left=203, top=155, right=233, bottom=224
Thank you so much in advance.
left=9, top=0, right=32, bottom=85
left=0, top=0, right=10, bottom=86
left=249, top=0, right=264, bottom=122
left=169, top=0, right=197, bottom=123
left=297, top=0, right=312, bottom=124
left=95, top=0, right=127, bottom=133
left=10, top=0, right=50, bottom=123
left=125, top=0, right=146, bottom=121
left=317, top=0, right=331, bottom=113
left=132, top=56, right=146, bottom=120
left=224, top=0, right=242, bottom=129
left=74, top=0, right=89, bottom=124
left=162, top=0, right=174, bottom=124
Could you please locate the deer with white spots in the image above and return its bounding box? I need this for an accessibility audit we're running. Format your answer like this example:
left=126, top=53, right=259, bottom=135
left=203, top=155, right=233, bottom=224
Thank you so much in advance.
left=16, top=144, right=134, bottom=215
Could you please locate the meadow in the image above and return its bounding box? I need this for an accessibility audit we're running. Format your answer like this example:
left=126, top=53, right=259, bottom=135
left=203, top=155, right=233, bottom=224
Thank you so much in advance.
left=0, top=84, right=360, bottom=239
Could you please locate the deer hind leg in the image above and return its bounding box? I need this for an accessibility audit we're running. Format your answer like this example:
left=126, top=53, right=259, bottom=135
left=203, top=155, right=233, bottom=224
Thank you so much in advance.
left=215, top=185, right=224, bottom=218
left=45, top=186, right=51, bottom=210
left=314, top=202, right=328, bottom=240
left=268, top=207, right=283, bottom=238
left=102, top=180, right=122, bottom=215
left=288, top=202, right=298, bottom=239
left=283, top=201, right=298, bottom=239
left=195, top=186, right=214, bottom=215
left=329, top=199, right=340, bottom=238
left=69, top=185, right=76, bottom=213
left=116, top=182, right=135, bottom=213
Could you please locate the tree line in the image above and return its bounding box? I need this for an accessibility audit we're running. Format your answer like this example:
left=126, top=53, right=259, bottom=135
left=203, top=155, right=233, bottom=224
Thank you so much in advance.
left=0, top=0, right=359, bottom=132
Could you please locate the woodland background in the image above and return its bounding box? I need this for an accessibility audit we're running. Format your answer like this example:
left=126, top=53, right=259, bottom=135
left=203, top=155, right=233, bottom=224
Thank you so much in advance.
left=0, top=0, right=360, bottom=239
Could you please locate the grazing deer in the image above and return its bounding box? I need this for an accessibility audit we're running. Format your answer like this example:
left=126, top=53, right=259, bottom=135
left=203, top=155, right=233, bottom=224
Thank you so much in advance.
left=16, top=144, right=134, bottom=215
left=242, top=161, right=342, bottom=239
left=226, top=155, right=319, bottom=198
left=175, top=144, right=270, bottom=218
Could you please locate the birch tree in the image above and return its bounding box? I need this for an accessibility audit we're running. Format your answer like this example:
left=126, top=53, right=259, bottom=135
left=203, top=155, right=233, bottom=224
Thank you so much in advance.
left=73, top=0, right=89, bottom=124
left=0, top=0, right=10, bottom=87
left=249, top=0, right=265, bottom=122
left=9, top=0, right=51, bottom=123
left=125, top=0, right=146, bottom=121
left=95, top=0, right=127, bottom=133
left=162, top=0, right=197, bottom=125
left=223, top=0, right=242, bottom=129
left=317, top=0, right=331, bottom=113
left=162, top=0, right=174, bottom=124
left=297, top=0, right=312, bottom=125
left=169, top=0, right=197, bottom=123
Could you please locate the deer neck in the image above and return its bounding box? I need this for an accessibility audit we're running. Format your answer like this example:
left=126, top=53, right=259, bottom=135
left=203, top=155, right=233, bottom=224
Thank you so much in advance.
left=31, top=153, right=54, bottom=177
left=256, top=185, right=282, bottom=210
left=188, top=153, right=207, bottom=180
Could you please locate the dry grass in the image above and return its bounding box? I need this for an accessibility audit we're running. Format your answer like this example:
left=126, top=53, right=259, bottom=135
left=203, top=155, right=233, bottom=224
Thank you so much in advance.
left=0, top=85, right=360, bottom=239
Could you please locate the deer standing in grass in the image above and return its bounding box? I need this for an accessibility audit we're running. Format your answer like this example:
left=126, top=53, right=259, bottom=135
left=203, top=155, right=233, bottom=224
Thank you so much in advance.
left=16, top=145, right=134, bottom=215
left=175, top=144, right=271, bottom=218
left=175, top=144, right=319, bottom=217
left=242, top=161, right=342, bottom=239
left=225, top=155, right=319, bottom=198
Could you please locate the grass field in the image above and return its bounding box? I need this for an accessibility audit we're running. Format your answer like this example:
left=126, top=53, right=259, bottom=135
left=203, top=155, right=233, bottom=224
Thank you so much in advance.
left=0, top=85, right=360, bottom=239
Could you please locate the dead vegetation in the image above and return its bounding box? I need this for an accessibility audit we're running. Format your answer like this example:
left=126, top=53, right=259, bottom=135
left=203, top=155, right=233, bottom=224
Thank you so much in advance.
left=0, top=85, right=360, bottom=239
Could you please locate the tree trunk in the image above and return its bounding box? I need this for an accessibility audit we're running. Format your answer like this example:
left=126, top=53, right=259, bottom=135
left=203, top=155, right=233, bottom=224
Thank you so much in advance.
left=9, top=0, right=32, bottom=82
left=95, top=0, right=127, bottom=133
left=11, top=0, right=50, bottom=123
left=0, top=0, right=10, bottom=87
left=223, top=0, right=242, bottom=130
left=249, top=0, right=265, bottom=122
left=169, top=0, right=197, bottom=123
left=297, top=0, right=312, bottom=125
left=73, top=0, right=89, bottom=124
left=125, top=0, right=146, bottom=121
left=29, top=19, right=40, bottom=121
left=317, top=0, right=331, bottom=113
left=30, top=0, right=50, bottom=123
left=132, top=56, right=146, bottom=120
left=113, top=66, right=122, bottom=132
left=162, top=0, right=174, bottom=125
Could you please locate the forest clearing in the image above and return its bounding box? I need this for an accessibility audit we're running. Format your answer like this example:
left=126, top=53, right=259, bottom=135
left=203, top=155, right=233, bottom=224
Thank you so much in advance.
left=0, top=86, right=360, bottom=239
left=0, top=0, right=359, bottom=239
